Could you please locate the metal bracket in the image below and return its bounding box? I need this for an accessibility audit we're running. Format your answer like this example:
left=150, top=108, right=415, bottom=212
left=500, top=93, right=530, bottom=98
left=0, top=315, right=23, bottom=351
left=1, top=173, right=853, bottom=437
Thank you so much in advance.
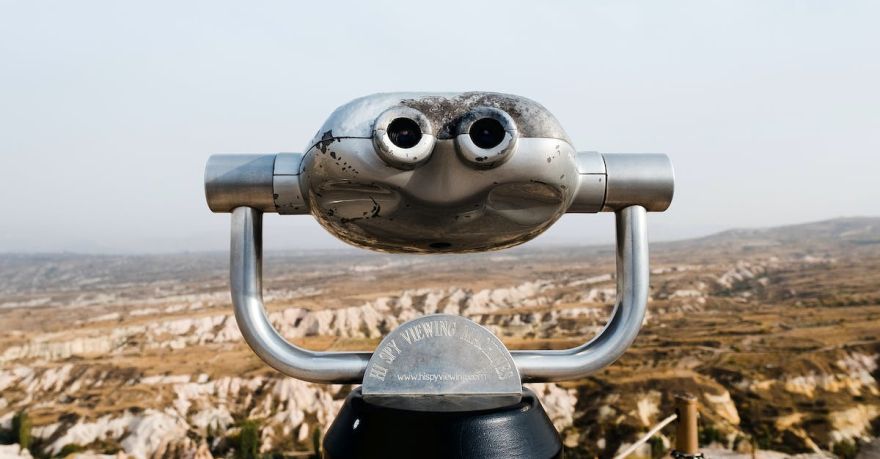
left=228, top=205, right=649, bottom=384
left=230, top=206, right=369, bottom=383
left=512, top=205, right=648, bottom=381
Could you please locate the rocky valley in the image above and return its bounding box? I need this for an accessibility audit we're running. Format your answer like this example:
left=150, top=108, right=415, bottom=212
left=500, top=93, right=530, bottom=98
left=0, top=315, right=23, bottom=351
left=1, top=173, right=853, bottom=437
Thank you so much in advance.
left=1, top=217, right=879, bottom=458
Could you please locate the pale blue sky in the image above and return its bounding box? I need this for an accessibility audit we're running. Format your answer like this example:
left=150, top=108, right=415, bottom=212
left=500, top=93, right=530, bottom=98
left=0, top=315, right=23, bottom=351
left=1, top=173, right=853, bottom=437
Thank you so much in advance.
left=1, top=1, right=878, bottom=253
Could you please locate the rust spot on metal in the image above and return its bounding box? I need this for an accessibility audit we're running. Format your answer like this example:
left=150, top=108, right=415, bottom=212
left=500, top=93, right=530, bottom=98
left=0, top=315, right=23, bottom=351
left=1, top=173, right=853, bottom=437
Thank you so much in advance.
left=399, top=93, right=571, bottom=141
left=369, top=197, right=381, bottom=217
left=318, top=130, right=336, bottom=153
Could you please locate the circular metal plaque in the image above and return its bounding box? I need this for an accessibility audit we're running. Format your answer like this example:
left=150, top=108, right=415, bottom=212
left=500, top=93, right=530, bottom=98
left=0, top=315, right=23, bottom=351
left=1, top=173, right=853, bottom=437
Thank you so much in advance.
left=362, top=314, right=522, bottom=412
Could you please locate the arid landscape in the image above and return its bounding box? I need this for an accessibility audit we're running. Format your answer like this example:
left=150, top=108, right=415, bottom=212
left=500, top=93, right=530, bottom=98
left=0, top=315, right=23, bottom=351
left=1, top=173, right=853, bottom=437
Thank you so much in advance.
left=1, top=217, right=878, bottom=459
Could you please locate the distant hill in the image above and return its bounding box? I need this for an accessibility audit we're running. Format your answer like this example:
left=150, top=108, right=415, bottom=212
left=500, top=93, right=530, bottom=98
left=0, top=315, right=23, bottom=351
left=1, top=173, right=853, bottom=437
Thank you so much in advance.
left=658, top=217, right=880, bottom=255
left=1, top=217, right=878, bottom=295
left=697, top=216, right=880, bottom=244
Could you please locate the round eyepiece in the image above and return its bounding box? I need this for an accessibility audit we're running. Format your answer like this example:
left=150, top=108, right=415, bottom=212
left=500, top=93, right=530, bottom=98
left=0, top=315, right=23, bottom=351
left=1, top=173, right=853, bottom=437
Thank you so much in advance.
left=454, top=107, right=518, bottom=169
left=387, top=118, right=422, bottom=149
left=469, top=118, right=506, bottom=149
left=372, top=107, right=435, bottom=169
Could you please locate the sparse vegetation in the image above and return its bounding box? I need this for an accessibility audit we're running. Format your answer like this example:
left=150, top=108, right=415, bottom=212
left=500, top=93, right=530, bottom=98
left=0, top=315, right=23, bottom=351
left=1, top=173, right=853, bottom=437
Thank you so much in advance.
left=698, top=423, right=726, bottom=448
left=832, top=440, right=858, bottom=459
left=648, top=436, right=665, bottom=458
left=235, top=420, right=261, bottom=459
left=11, top=411, right=31, bottom=451
left=310, top=426, right=323, bottom=459
left=0, top=217, right=879, bottom=457
left=58, top=443, right=85, bottom=457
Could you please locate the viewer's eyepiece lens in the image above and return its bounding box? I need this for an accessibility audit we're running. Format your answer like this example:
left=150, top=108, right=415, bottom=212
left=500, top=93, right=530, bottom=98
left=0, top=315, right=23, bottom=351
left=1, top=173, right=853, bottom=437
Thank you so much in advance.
left=469, top=118, right=506, bottom=149
left=387, top=118, right=422, bottom=149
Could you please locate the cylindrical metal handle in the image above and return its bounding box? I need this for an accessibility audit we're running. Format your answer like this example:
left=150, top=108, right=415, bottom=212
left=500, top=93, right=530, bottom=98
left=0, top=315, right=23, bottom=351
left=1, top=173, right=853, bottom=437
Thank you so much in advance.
left=205, top=155, right=276, bottom=213
left=602, top=154, right=674, bottom=212
left=206, top=154, right=308, bottom=215
left=206, top=153, right=675, bottom=215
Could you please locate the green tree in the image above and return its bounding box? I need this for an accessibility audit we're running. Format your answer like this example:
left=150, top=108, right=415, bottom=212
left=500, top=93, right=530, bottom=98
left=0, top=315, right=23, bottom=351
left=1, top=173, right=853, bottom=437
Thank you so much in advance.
left=58, top=443, right=85, bottom=457
left=832, top=440, right=858, bottom=459
left=649, top=436, right=665, bottom=458
left=236, top=420, right=260, bottom=459
left=309, top=427, right=322, bottom=459
left=11, top=412, right=31, bottom=450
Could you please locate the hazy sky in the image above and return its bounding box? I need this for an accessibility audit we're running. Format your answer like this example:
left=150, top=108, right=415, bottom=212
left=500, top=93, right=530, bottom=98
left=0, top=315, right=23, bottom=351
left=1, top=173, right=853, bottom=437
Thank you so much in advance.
left=1, top=1, right=878, bottom=253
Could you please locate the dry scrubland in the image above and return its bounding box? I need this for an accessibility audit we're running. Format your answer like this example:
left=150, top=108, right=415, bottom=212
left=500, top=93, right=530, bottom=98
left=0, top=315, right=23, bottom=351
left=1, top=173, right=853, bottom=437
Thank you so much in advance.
left=0, top=217, right=879, bottom=459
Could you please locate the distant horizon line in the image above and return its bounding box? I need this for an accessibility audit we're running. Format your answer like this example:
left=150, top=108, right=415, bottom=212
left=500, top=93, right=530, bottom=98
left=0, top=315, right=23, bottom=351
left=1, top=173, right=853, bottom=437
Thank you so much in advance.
left=0, top=215, right=875, bottom=258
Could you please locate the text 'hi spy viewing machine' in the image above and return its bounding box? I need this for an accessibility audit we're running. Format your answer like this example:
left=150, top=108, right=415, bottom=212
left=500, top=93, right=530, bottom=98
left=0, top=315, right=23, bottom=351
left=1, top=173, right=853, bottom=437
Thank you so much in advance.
left=205, top=92, right=674, bottom=459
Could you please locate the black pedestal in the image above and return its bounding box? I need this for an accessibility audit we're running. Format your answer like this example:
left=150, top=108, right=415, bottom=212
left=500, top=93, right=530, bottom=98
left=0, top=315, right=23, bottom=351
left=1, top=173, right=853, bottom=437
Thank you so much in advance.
left=323, top=387, right=562, bottom=459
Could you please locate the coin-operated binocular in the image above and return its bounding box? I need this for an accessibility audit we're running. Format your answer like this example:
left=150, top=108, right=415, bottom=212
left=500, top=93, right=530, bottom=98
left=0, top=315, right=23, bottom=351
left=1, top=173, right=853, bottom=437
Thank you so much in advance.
left=205, top=92, right=674, bottom=459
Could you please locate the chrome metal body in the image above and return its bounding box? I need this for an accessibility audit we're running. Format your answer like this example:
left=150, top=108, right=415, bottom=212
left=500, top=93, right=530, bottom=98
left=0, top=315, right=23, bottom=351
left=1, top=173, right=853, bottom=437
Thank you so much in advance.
left=303, top=136, right=579, bottom=253
left=301, top=92, right=579, bottom=253
left=207, top=92, right=675, bottom=386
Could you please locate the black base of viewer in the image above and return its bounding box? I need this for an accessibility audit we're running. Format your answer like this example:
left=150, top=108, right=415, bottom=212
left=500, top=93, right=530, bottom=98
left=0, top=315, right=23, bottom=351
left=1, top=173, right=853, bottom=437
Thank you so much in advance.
left=323, top=387, right=563, bottom=459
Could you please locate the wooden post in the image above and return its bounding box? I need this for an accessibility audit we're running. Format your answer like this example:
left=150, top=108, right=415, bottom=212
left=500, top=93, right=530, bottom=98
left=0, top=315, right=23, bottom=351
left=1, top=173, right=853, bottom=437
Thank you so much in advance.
left=672, top=393, right=702, bottom=458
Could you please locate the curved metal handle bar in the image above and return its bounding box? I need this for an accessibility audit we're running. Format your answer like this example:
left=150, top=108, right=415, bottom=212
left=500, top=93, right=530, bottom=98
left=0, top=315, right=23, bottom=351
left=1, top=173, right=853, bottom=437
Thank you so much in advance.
left=512, top=205, right=648, bottom=382
left=231, top=206, right=371, bottom=383
left=229, top=205, right=648, bottom=384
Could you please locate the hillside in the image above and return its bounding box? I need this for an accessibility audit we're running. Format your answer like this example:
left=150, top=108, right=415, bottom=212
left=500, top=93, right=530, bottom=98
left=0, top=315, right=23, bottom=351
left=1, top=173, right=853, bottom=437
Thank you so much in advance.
left=0, top=217, right=879, bottom=458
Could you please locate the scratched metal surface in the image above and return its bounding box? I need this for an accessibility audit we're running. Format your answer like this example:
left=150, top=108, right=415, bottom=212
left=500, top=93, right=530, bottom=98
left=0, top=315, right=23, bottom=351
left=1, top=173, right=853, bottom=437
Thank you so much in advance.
left=300, top=92, right=580, bottom=253
left=362, top=314, right=521, bottom=411
left=306, top=92, right=571, bottom=150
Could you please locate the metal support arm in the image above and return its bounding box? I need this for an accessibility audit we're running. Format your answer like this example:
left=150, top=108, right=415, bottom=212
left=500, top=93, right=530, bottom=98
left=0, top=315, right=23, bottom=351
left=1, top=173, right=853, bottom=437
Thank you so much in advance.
left=512, top=205, right=648, bottom=381
left=231, top=206, right=370, bottom=383
left=229, top=205, right=648, bottom=384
